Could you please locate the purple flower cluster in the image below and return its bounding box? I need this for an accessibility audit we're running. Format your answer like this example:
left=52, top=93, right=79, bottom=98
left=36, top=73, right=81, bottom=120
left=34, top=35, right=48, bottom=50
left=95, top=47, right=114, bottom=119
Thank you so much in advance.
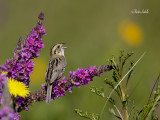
left=21, top=25, right=45, bottom=60
left=5, top=60, right=35, bottom=85
left=69, top=66, right=97, bottom=87
left=50, top=77, right=69, bottom=100
left=15, top=97, right=32, bottom=112
left=0, top=106, right=20, bottom=120
left=40, top=65, right=112, bottom=101
left=29, top=84, right=46, bottom=102
left=5, top=13, right=46, bottom=85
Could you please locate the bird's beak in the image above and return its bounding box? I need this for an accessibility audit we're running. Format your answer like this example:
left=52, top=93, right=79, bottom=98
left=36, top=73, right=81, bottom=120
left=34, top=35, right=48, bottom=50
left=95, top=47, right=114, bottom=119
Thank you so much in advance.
left=61, top=43, right=67, bottom=49
left=63, top=46, right=67, bottom=49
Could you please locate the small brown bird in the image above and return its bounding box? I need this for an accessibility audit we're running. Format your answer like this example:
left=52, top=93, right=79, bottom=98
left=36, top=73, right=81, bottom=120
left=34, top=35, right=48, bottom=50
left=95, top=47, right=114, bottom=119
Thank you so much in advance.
left=45, top=43, right=67, bottom=103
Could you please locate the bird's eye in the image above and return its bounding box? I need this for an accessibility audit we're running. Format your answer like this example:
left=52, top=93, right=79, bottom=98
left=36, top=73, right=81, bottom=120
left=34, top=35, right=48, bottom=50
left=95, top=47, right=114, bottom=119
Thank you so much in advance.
left=57, top=45, right=60, bottom=49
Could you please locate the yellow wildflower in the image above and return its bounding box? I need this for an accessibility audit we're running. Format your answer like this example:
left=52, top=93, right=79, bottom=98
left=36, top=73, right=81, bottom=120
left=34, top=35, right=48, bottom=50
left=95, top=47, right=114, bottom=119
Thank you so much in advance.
left=119, top=21, right=143, bottom=46
left=8, top=78, right=30, bottom=98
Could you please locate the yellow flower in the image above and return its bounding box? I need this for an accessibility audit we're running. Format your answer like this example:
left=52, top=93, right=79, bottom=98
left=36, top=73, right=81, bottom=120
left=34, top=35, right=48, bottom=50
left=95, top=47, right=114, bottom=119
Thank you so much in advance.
left=8, top=78, right=30, bottom=98
left=1, top=72, right=7, bottom=75
left=118, top=21, right=143, bottom=46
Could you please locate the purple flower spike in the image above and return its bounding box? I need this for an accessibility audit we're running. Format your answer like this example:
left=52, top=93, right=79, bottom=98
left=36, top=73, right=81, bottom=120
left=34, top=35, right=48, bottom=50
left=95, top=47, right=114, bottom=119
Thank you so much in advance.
left=69, top=66, right=97, bottom=86
left=5, top=12, right=46, bottom=83
left=1, top=13, right=46, bottom=112
left=36, top=65, right=112, bottom=102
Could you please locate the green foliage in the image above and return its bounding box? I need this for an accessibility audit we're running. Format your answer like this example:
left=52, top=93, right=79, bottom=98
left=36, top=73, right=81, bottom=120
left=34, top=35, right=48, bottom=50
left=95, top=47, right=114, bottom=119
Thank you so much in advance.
left=90, top=86, right=105, bottom=98
left=137, top=74, right=160, bottom=120
left=105, top=51, right=135, bottom=120
left=108, top=50, right=134, bottom=82
left=75, top=109, right=99, bottom=120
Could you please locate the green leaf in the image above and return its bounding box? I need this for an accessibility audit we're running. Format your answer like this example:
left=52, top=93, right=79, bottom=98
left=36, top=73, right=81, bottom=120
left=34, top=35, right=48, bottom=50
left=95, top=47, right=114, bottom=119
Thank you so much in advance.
left=75, top=109, right=99, bottom=120
left=90, top=86, right=105, bottom=99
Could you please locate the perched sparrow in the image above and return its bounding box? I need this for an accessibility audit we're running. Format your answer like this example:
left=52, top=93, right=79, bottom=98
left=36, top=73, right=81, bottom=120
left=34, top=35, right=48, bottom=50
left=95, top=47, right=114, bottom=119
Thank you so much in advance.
left=45, top=43, right=67, bottom=103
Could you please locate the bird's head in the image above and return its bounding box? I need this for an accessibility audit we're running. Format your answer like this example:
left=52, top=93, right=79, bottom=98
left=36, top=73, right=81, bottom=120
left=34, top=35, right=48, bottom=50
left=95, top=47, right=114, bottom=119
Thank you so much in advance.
left=50, top=43, right=67, bottom=56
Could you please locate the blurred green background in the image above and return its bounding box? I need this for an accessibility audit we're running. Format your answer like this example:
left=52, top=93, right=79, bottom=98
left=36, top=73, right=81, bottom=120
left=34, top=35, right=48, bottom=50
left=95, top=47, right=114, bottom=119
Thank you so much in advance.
left=0, top=0, right=160, bottom=119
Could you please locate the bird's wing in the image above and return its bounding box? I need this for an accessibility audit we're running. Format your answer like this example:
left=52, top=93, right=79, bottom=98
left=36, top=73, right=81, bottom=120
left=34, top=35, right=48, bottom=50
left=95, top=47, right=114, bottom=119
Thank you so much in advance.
left=45, top=56, right=66, bottom=84
left=45, top=58, right=59, bottom=83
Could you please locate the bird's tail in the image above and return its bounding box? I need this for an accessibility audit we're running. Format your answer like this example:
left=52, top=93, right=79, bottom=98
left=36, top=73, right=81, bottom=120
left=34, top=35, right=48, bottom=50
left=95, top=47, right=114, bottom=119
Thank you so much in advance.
left=46, top=83, right=52, bottom=104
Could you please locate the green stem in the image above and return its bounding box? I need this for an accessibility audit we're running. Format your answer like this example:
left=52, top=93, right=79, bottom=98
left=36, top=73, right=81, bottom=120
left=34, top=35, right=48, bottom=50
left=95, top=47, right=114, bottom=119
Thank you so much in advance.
left=119, top=83, right=128, bottom=120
